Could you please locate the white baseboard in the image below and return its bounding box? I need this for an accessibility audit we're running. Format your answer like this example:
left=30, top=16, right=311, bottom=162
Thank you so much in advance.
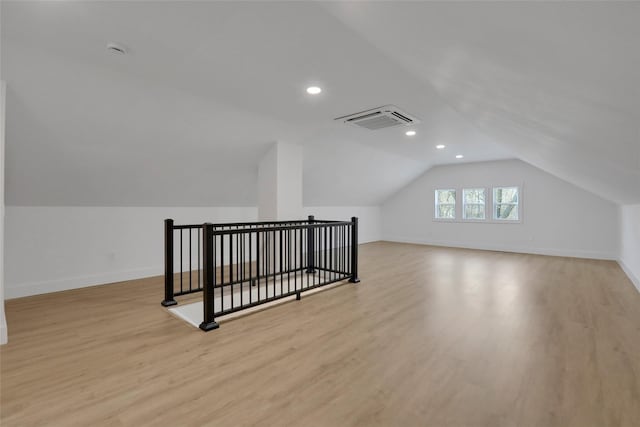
left=4, top=241, right=626, bottom=300
left=382, top=236, right=618, bottom=261
left=5, top=266, right=163, bottom=299
left=618, top=259, right=640, bottom=293
left=0, top=313, right=7, bottom=345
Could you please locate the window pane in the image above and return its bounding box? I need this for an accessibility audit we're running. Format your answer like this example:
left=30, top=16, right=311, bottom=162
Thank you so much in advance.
left=463, top=188, right=485, bottom=204
left=462, top=188, right=485, bottom=220
left=493, top=187, right=519, bottom=220
left=436, top=189, right=456, bottom=204
left=464, top=204, right=485, bottom=220
left=494, top=187, right=518, bottom=204
left=435, top=189, right=456, bottom=219
left=437, top=204, right=455, bottom=219
left=495, top=204, right=519, bottom=220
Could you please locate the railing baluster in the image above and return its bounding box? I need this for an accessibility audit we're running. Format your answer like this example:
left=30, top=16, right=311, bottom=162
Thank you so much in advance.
left=256, top=230, right=260, bottom=302
left=231, top=228, right=235, bottom=310
left=330, top=225, right=333, bottom=282
left=280, top=229, right=283, bottom=297
left=162, top=219, right=177, bottom=306
left=294, top=227, right=299, bottom=295
left=240, top=231, right=244, bottom=309
left=287, top=228, right=291, bottom=295
left=306, top=216, right=315, bottom=273
left=342, top=225, right=346, bottom=277
left=338, top=225, right=342, bottom=277
left=220, top=232, right=224, bottom=312
left=324, top=225, right=328, bottom=284
left=349, top=217, right=360, bottom=283
left=200, top=223, right=218, bottom=331
left=265, top=231, right=269, bottom=298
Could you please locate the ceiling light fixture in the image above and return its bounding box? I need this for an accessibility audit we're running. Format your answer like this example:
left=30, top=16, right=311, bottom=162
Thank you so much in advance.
left=405, top=130, right=416, bottom=136
left=106, top=42, right=127, bottom=55
left=456, top=154, right=464, bottom=159
left=436, top=144, right=446, bottom=149
left=306, top=86, right=322, bottom=95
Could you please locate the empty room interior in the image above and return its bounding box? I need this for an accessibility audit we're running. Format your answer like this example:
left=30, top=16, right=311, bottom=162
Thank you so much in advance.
left=1, top=1, right=640, bottom=426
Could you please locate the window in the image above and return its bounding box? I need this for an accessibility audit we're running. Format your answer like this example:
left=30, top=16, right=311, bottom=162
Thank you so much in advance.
left=435, top=189, right=456, bottom=219
left=463, top=188, right=486, bottom=220
left=493, top=187, right=519, bottom=220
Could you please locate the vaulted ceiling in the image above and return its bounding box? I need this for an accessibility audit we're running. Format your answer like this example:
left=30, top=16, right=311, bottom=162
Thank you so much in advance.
left=2, top=1, right=638, bottom=206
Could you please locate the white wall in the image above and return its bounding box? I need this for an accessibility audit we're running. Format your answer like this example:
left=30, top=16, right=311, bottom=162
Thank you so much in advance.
left=382, top=159, right=619, bottom=259
left=5, top=205, right=381, bottom=299
left=303, top=206, right=381, bottom=244
left=277, top=143, right=303, bottom=220
left=619, top=204, right=640, bottom=292
left=5, top=207, right=257, bottom=299
left=258, top=142, right=303, bottom=221
left=258, top=145, right=278, bottom=221
left=1, top=81, right=7, bottom=344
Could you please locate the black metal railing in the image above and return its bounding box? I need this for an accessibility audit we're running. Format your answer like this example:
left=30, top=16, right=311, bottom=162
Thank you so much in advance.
left=162, top=216, right=360, bottom=331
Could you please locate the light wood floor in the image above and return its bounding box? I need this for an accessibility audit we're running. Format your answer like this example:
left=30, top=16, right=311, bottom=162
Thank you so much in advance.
left=2, top=242, right=640, bottom=427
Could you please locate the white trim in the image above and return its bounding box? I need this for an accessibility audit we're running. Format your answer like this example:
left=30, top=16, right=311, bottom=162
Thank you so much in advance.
left=432, top=184, right=524, bottom=224
left=446, top=219, right=524, bottom=225
left=4, top=244, right=630, bottom=300
left=5, top=265, right=163, bottom=299
left=434, top=188, right=457, bottom=220
left=618, top=259, right=640, bottom=294
left=492, top=186, right=522, bottom=222
left=0, top=316, right=6, bottom=345
left=1, top=81, right=6, bottom=344
left=462, top=187, right=487, bottom=221
left=383, top=235, right=617, bottom=261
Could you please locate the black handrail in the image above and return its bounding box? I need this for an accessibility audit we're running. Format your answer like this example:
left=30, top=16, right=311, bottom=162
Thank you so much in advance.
left=173, top=219, right=341, bottom=230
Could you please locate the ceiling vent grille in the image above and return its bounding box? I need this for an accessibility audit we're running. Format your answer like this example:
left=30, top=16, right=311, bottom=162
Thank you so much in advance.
left=334, top=105, right=420, bottom=130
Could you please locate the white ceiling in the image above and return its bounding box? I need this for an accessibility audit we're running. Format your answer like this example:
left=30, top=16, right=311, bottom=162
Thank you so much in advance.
left=1, top=1, right=638, bottom=206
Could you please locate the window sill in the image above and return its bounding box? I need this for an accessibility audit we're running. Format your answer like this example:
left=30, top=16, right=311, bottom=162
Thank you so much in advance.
left=433, top=218, right=522, bottom=224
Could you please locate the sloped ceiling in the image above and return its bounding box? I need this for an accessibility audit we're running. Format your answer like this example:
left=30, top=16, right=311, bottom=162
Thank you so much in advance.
left=1, top=1, right=637, bottom=206
left=326, top=1, right=640, bottom=204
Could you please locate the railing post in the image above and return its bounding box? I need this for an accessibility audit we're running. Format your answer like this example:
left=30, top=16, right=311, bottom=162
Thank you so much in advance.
left=200, top=223, right=219, bottom=331
left=161, top=219, right=177, bottom=306
left=305, top=215, right=316, bottom=273
left=349, top=217, right=360, bottom=283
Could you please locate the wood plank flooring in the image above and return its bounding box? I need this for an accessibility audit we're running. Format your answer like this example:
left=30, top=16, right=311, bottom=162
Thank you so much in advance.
left=2, top=242, right=640, bottom=427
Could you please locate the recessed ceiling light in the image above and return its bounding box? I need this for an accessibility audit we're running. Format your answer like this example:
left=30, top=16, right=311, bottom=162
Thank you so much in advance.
left=405, top=130, right=416, bottom=136
left=436, top=144, right=446, bottom=149
left=456, top=154, right=464, bottom=159
left=306, top=86, right=322, bottom=95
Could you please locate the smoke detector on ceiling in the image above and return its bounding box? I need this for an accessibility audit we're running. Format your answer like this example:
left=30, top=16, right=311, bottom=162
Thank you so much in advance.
left=106, top=42, right=128, bottom=55
left=334, top=105, right=420, bottom=130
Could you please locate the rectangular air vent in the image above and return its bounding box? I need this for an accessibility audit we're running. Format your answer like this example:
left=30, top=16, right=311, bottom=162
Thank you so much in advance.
left=334, top=105, right=420, bottom=130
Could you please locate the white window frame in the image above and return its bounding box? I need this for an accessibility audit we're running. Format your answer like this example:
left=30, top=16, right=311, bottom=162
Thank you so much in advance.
left=431, top=184, right=523, bottom=224
left=492, top=186, right=521, bottom=222
left=434, top=189, right=456, bottom=221
left=462, top=188, right=487, bottom=221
